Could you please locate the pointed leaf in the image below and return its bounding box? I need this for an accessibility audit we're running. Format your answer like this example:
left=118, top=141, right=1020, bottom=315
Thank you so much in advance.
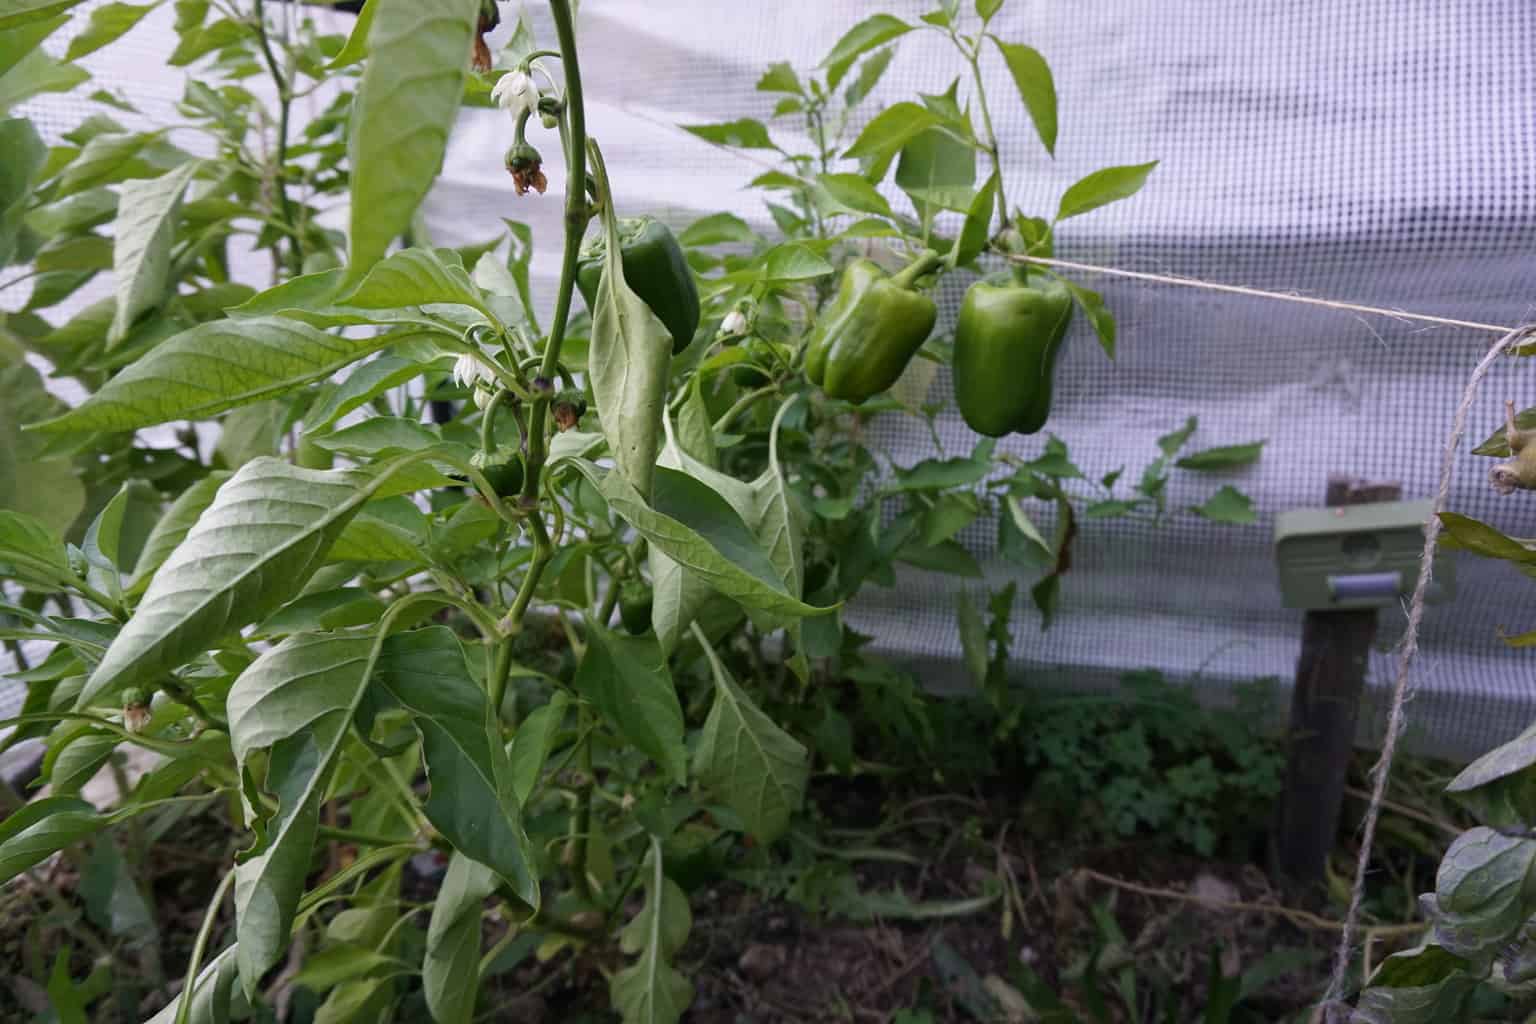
left=30, top=317, right=390, bottom=433
left=692, top=626, right=808, bottom=843
left=574, top=626, right=686, bottom=785
left=336, top=246, right=494, bottom=321
left=109, top=159, right=198, bottom=345
left=990, top=38, right=1056, bottom=155
left=1057, top=161, right=1158, bottom=221
left=345, top=0, right=478, bottom=282
left=77, top=458, right=384, bottom=707
left=680, top=119, right=774, bottom=150
left=0, top=796, right=105, bottom=882
left=588, top=173, right=670, bottom=498
left=125, top=471, right=228, bottom=595
left=65, top=1, right=156, bottom=60
left=610, top=842, right=693, bottom=1024
left=507, top=691, right=567, bottom=805
left=373, top=626, right=537, bottom=902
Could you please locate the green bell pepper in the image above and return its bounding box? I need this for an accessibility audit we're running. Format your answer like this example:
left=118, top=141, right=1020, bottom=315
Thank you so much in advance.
left=577, top=217, right=700, bottom=354
left=804, top=250, right=942, bottom=404
left=952, top=273, right=1074, bottom=437
left=618, top=581, right=653, bottom=635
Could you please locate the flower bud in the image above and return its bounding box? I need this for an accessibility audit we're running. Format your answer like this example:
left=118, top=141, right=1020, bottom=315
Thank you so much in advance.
left=720, top=308, right=748, bottom=337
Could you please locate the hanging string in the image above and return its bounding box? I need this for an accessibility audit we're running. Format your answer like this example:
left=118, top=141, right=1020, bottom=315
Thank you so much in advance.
left=1016, top=255, right=1522, bottom=336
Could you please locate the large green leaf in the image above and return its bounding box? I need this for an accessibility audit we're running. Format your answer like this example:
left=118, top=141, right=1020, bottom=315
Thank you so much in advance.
left=691, top=625, right=807, bottom=843
left=108, top=158, right=198, bottom=345
left=29, top=316, right=390, bottom=433
left=345, top=0, right=478, bottom=282
left=228, top=631, right=379, bottom=996
left=372, top=626, right=537, bottom=903
left=423, top=853, right=496, bottom=1024
left=0, top=507, right=73, bottom=590
left=989, top=38, right=1056, bottom=155
left=588, top=148, right=671, bottom=497
left=506, top=690, right=567, bottom=805
left=125, top=471, right=228, bottom=596
left=574, top=626, right=686, bottom=785
left=559, top=459, right=823, bottom=620
left=0, top=0, right=86, bottom=28
left=610, top=841, right=693, bottom=1024
left=0, top=796, right=104, bottom=882
left=76, top=458, right=382, bottom=707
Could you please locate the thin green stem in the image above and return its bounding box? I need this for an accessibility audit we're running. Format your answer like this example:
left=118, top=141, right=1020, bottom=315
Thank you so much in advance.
left=964, top=43, right=1010, bottom=233
left=175, top=867, right=236, bottom=1024
left=570, top=707, right=594, bottom=902
left=251, top=0, right=302, bottom=275
left=712, top=384, right=779, bottom=433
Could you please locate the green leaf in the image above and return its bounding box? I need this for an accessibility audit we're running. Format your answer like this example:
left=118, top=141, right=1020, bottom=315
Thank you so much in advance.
left=423, top=853, right=496, bottom=1024
left=681, top=119, right=774, bottom=150
left=1157, top=416, right=1198, bottom=455
left=692, top=625, right=808, bottom=843
left=1057, top=161, right=1158, bottom=221
left=311, top=417, right=441, bottom=458
left=892, top=440, right=996, bottom=491
left=228, top=631, right=380, bottom=995
left=610, top=843, right=693, bottom=1024
left=820, top=14, right=912, bottom=76
left=575, top=626, right=687, bottom=785
left=327, top=0, right=375, bottom=68
left=761, top=242, right=835, bottom=281
left=843, top=102, right=943, bottom=161
left=125, top=471, right=228, bottom=595
left=1176, top=441, right=1266, bottom=470
left=0, top=116, right=46, bottom=264
left=167, top=16, right=244, bottom=65
left=0, top=507, right=72, bottom=590
left=0, top=796, right=103, bottom=882
left=843, top=46, right=894, bottom=108
left=955, top=171, right=998, bottom=268
left=956, top=592, right=987, bottom=688
left=65, top=1, right=156, bottom=60
left=1438, top=512, right=1536, bottom=564
left=306, top=350, right=449, bottom=432
left=816, top=173, right=894, bottom=219
left=895, top=127, right=976, bottom=215
left=507, top=691, right=567, bottom=805
left=0, top=0, right=86, bottom=29
left=109, top=159, right=198, bottom=345
left=373, top=627, right=536, bottom=901
left=0, top=352, right=83, bottom=534
left=1191, top=486, right=1256, bottom=525
left=142, top=946, right=249, bottom=1024
left=588, top=160, right=671, bottom=497
left=29, top=317, right=389, bottom=433
left=755, top=61, right=799, bottom=94
left=989, top=38, right=1056, bottom=155
left=77, top=458, right=385, bottom=707
left=336, top=246, right=494, bottom=322
left=678, top=212, right=755, bottom=248
left=977, top=0, right=1004, bottom=22
left=1060, top=278, right=1115, bottom=358
left=345, top=0, right=477, bottom=282
left=0, top=47, right=86, bottom=114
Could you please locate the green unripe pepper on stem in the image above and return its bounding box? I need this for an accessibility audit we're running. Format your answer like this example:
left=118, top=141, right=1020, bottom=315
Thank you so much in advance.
left=952, top=270, right=1074, bottom=437
left=577, top=217, right=700, bottom=354
left=618, top=581, right=653, bottom=635
left=805, top=249, right=942, bottom=404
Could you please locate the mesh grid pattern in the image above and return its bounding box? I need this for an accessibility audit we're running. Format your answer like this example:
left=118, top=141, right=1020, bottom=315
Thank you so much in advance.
left=10, top=1, right=1536, bottom=761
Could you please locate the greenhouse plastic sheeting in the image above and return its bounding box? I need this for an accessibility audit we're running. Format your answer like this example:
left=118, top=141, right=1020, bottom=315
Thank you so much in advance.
left=9, top=0, right=1536, bottom=762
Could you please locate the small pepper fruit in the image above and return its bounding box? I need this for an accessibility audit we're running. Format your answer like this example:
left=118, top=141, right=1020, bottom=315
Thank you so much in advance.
left=577, top=217, right=700, bottom=355
left=618, top=581, right=653, bottom=635
left=1492, top=400, right=1536, bottom=495
left=952, top=271, right=1075, bottom=437
left=470, top=448, right=526, bottom=497
left=804, top=250, right=942, bottom=404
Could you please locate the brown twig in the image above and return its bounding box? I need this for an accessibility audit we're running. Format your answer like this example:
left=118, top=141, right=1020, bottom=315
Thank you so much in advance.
left=1075, top=869, right=1423, bottom=938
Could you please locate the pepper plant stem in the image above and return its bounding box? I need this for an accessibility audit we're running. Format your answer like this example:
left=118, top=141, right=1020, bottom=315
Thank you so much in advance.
left=251, top=0, right=302, bottom=274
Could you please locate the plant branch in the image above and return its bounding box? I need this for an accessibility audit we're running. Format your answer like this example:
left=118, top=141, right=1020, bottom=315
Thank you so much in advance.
left=251, top=0, right=302, bottom=274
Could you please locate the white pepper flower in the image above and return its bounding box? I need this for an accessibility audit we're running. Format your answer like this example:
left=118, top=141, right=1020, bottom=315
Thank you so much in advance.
left=719, top=308, right=748, bottom=337
left=473, top=384, right=495, bottom=410
left=491, top=69, right=540, bottom=120
left=453, top=352, right=487, bottom=389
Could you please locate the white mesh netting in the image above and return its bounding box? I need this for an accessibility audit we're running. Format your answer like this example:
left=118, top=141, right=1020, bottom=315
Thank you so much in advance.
left=9, top=0, right=1536, bottom=761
